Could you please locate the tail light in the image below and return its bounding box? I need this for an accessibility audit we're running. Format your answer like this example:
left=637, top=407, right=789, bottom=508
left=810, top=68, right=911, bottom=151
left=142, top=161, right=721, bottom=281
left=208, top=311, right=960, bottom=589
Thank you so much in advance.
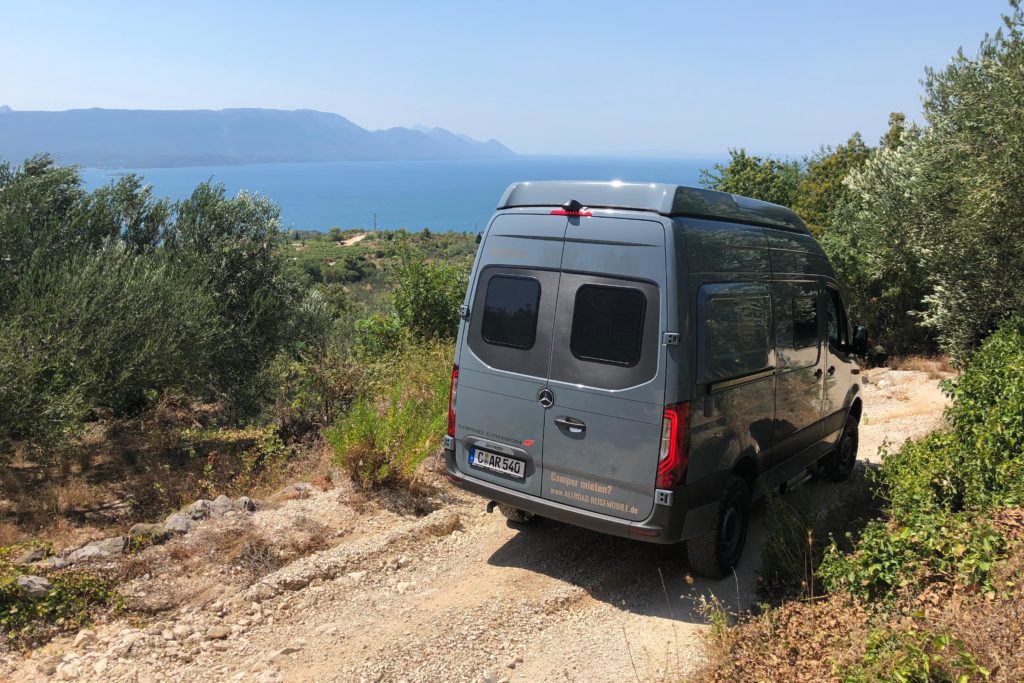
left=657, top=402, right=690, bottom=489
left=447, top=364, right=459, bottom=438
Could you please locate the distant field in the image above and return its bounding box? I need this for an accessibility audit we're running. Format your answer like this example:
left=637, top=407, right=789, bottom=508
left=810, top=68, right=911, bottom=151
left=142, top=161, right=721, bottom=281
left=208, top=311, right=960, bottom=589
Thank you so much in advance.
left=281, top=228, right=478, bottom=304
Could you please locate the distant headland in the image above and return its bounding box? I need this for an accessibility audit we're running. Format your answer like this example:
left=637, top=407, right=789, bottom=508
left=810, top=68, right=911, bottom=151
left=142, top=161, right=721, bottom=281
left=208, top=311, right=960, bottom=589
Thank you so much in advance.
left=0, top=106, right=515, bottom=168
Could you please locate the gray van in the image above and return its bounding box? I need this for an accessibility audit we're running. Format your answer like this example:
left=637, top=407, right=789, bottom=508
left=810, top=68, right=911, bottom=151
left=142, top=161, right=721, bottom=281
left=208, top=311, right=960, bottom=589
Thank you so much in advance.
left=443, top=181, right=867, bottom=577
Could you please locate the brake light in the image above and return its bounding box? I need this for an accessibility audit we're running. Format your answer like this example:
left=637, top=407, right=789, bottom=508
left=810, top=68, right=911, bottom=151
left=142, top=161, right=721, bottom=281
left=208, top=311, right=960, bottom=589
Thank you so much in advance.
left=550, top=209, right=592, bottom=217
left=657, top=402, right=690, bottom=488
left=447, top=364, right=459, bottom=438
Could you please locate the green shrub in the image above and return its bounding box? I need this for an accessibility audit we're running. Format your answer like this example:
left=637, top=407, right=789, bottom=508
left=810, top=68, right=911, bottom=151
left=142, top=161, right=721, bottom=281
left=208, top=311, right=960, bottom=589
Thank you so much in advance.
left=0, top=560, right=121, bottom=646
left=840, top=626, right=988, bottom=683
left=0, top=156, right=305, bottom=444
left=819, top=317, right=1023, bottom=601
left=391, top=239, right=468, bottom=341
left=324, top=342, right=450, bottom=489
left=879, top=318, right=1024, bottom=520
left=819, top=511, right=1006, bottom=602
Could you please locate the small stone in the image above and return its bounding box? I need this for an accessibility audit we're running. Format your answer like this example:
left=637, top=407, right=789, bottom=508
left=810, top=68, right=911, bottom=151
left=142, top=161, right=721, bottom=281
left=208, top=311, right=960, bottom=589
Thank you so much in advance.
left=16, top=574, right=52, bottom=599
left=395, top=581, right=414, bottom=594
left=188, top=499, right=212, bottom=520
left=397, top=556, right=412, bottom=568
left=73, top=629, right=97, bottom=647
left=93, top=657, right=108, bottom=674
left=14, top=547, right=46, bottom=564
left=291, top=482, right=314, bottom=497
left=171, top=624, right=193, bottom=639
left=347, top=570, right=367, bottom=583
left=129, top=522, right=167, bottom=537
left=36, top=555, right=71, bottom=570
left=36, top=655, right=61, bottom=675
left=235, top=496, right=257, bottom=512
left=259, top=670, right=283, bottom=683
left=67, top=536, right=127, bottom=563
left=206, top=625, right=231, bottom=640
left=209, top=494, right=234, bottom=517
left=163, top=513, right=193, bottom=534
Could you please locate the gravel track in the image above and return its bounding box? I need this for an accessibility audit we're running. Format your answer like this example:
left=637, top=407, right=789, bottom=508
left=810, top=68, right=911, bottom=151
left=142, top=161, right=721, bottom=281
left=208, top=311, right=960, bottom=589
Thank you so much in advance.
left=5, top=367, right=950, bottom=683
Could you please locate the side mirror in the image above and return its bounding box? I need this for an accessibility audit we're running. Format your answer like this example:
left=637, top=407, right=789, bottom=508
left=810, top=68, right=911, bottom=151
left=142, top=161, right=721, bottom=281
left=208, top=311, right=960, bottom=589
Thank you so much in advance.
left=851, top=325, right=868, bottom=355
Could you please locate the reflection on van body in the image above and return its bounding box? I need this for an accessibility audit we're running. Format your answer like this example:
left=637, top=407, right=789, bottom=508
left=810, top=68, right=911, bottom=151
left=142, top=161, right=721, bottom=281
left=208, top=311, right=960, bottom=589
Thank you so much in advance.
left=445, top=181, right=865, bottom=577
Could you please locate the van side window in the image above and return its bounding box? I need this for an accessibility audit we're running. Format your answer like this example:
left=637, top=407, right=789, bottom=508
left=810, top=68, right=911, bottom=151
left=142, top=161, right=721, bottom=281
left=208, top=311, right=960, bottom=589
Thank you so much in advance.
left=481, top=275, right=541, bottom=350
left=826, top=288, right=850, bottom=348
left=570, top=285, right=646, bottom=367
left=703, top=294, right=771, bottom=381
left=792, top=295, right=818, bottom=349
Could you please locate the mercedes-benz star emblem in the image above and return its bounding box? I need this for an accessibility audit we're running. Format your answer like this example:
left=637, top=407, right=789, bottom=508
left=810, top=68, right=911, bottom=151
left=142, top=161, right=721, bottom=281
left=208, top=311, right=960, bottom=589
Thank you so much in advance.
left=537, top=388, right=555, bottom=408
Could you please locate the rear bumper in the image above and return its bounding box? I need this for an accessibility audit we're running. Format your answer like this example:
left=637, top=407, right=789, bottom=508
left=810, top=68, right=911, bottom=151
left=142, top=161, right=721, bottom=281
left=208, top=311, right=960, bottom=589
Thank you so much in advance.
left=444, top=448, right=725, bottom=544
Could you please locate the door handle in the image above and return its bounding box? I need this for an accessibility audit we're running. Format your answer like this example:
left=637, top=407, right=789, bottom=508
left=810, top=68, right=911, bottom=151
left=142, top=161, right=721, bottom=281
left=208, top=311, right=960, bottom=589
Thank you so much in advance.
left=554, top=416, right=586, bottom=434
left=814, top=368, right=824, bottom=379
left=828, top=366, right=836, bottom=376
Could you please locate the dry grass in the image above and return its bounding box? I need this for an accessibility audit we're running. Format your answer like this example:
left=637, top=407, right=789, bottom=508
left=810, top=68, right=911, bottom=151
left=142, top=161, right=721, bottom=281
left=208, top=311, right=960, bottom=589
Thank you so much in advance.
left=888, top=355, right=956, bottom=379
left=0, top=398, right=336, bottom=546
left=691, top=509, right=1024, bottom=682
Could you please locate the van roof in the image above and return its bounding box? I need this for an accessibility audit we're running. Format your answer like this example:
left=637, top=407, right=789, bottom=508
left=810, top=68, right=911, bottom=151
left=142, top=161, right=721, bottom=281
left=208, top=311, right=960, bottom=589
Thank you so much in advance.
left=497, top=181, right=810, bottom=235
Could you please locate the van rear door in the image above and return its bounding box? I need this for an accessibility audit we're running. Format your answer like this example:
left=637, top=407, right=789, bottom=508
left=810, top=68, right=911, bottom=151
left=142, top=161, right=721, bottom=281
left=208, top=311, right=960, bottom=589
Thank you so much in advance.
left=540, top=215, right=668, bottom=521
left=454, top=213, right=567, bottom=497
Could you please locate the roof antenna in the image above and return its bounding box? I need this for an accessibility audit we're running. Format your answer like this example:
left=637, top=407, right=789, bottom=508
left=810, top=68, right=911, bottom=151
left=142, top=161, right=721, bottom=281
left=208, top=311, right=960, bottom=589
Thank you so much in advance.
left=562, top=199, right=584, bottom=213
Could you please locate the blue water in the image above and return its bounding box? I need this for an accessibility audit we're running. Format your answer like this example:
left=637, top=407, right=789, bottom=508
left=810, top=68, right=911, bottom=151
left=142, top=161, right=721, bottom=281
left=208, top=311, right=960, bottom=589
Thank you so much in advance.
left=80, top=156, right=719, bottom=232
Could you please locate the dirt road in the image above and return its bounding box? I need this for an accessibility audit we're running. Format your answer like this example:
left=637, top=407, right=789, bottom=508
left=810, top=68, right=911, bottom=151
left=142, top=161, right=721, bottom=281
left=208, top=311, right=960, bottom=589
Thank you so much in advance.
left=6, top=368, right=951, bottom=683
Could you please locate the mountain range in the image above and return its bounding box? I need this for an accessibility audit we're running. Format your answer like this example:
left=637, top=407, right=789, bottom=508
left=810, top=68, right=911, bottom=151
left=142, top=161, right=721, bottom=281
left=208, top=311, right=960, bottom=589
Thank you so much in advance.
left=0, top=106, right=515, bottom=168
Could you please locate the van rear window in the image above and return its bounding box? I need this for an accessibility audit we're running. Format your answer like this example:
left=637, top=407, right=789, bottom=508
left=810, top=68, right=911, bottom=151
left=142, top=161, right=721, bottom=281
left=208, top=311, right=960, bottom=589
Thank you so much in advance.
left=481, top=275, right=541, bottom=350
left=570, top=285, right=646, bottom=367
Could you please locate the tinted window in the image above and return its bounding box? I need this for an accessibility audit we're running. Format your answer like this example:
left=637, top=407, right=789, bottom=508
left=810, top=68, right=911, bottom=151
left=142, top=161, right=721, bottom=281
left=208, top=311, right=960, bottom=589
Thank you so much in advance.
left=793, top=296, right=818, bottom=349
left=826, top=288, right=849, bottom=347
left=570, top=285, right=646, bottom=366
left=704, top=295, right=771, bottom=381
left=481, top=276, right=541, bottom=350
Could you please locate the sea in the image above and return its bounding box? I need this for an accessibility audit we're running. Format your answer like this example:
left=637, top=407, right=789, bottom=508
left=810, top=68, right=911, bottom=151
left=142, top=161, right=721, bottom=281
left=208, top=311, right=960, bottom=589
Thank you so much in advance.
left=80, top=156, right=719, bottom=233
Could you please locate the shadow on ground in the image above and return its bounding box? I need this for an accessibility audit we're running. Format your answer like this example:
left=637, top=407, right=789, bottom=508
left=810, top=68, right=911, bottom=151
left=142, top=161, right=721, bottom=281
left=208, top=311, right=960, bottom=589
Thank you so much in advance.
left=486, top=464, right=881, bottom=625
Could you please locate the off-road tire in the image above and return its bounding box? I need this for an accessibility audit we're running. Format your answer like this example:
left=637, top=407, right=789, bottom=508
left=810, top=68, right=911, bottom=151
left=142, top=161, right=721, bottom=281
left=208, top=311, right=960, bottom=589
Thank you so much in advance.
left=820, top=419, right=859, bottom=482
left=498, top=504, right=536, bottom=525
left=686, top=476, right=750, bottom=578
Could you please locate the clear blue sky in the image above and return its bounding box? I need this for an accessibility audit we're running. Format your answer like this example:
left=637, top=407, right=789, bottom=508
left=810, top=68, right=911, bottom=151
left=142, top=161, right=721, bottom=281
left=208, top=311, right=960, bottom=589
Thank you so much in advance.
left=0, top=0, right=1010, bottom=156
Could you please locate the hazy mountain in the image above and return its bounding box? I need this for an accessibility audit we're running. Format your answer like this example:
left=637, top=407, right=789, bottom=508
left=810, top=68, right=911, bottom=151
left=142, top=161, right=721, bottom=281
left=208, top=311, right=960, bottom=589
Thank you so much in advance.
left=0, top=106, right=515, bottom=168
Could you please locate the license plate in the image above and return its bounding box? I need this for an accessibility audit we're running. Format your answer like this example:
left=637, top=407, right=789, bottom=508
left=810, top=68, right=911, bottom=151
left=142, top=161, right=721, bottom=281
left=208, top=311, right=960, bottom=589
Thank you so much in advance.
left=469, top=448, right=526, bottom=480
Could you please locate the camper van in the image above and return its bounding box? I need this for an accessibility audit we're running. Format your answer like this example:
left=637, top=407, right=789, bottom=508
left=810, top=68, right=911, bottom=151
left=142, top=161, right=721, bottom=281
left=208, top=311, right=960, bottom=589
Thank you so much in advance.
left=443, top=181, right=867, bottom=577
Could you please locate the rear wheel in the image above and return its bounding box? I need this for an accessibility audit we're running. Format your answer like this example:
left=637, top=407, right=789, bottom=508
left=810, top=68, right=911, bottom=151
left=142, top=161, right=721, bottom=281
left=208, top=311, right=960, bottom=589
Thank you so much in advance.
left=686, top=476, right=750, bottom=578
left=498, top=504, right=536, bottom=525
left=820, top=419, right=858, bottom=482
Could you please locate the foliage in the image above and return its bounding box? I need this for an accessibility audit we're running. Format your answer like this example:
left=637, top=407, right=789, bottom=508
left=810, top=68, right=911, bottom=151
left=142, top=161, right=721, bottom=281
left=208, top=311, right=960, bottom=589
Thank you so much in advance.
left=827, top=2, right=1024, bottom=358
left=0, top=156, right=304, bottom=444
left=0, top=557, right=122, bottom=646
left=699, top=148, right=801, bottom=208
left=324, top=341, right=451, bottom=489
left=819, top=317, right=1024, bottom=601
left=391, top=238, right=468, bottom=341
left=792, top=133, right=871, bottom=235
left=819, top=510, right=1006, bottom=602
left=840, top=626, right=988, bottom=683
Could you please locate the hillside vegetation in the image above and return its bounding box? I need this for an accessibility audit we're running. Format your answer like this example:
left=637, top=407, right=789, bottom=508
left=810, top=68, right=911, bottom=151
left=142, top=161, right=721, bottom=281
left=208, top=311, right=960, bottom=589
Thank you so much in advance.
left=2, top=2, right=1024, bottom=669
left=694, top=4, right=1024, bottom=680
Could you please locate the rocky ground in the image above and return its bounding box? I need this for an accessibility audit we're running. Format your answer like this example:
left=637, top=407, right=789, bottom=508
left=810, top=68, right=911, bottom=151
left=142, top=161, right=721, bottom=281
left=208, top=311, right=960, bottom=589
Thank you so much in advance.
left=1, top=367, right=952, bottom=683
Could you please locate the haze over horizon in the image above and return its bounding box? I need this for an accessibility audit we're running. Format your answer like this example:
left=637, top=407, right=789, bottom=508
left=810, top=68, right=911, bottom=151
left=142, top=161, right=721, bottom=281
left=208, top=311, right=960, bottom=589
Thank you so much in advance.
left=1, top=0, right=1010, bottom=157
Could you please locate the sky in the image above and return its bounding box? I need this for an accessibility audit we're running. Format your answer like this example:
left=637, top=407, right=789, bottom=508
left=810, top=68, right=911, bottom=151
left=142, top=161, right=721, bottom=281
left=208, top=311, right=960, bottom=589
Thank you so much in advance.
left=0, top=0, right=1011, bottom=156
